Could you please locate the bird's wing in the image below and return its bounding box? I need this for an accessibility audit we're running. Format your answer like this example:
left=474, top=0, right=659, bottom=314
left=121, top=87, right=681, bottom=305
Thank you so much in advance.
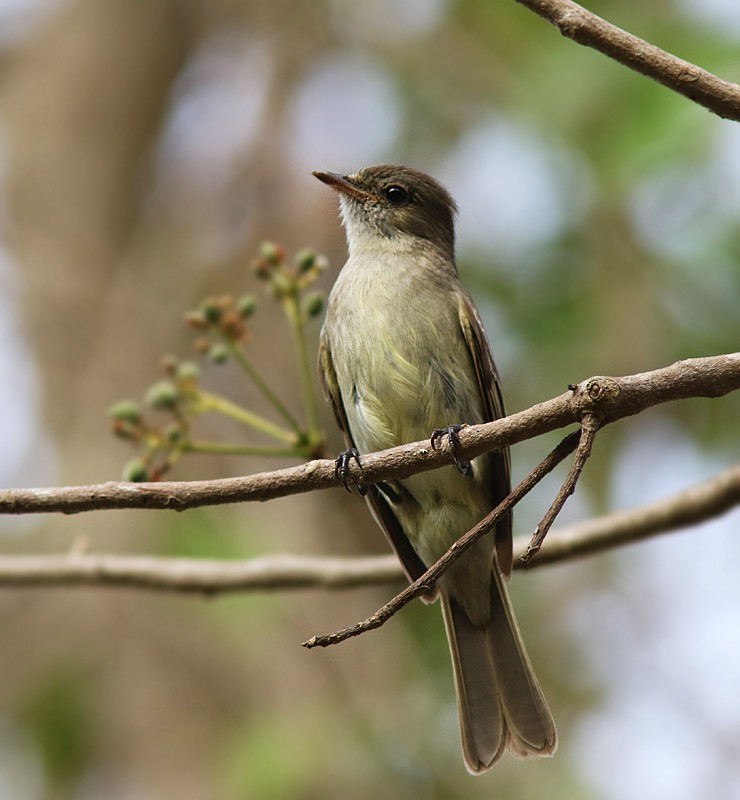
left=318, top=333, right=432, bottom=591
left=456, top=292, right=513, bottom=575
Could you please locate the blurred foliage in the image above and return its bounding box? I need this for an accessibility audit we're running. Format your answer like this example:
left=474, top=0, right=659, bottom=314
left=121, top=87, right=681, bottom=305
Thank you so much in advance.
left=0, top=0, right=738, bottom=798
left=17, top=665, right=95, bottom=792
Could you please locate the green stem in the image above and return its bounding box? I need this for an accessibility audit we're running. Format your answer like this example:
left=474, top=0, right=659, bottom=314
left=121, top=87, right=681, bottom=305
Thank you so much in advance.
left=195, top=390, right=296, bottom=445
left=283, top=292, right=321, bottom=441
left=182, top=440, right=299, bottom=458
left=227, top=341, right=302, bottom=435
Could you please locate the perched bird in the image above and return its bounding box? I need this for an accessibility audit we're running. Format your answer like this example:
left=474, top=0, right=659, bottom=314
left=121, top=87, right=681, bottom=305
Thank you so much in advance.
left=314, top=165, right=556, bottom=773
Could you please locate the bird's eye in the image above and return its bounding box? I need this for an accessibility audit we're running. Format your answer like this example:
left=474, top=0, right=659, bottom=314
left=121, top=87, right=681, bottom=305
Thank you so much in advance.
left=383, top=185, right=409, bottom=206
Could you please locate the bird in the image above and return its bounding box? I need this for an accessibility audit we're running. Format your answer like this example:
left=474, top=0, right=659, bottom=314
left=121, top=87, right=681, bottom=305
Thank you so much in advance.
left=314, top=164, right=556, bottom=773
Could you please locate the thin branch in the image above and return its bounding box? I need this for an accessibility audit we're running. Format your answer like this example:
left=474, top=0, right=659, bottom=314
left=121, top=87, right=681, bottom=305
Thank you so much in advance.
left=1, top=354, right=738, bottom=516
left=0, top=553, right=403, bottom=593
left=524, top=461, right=740, bottom=567
left=302, top=431, right=581, bottom=649
left=226, top=341, right=303, bottom=437
left=520, top=410, right=601, bottom=563
left=0, top=464, right=736, bottom=593
left=516, top=0, right=740, bottom=121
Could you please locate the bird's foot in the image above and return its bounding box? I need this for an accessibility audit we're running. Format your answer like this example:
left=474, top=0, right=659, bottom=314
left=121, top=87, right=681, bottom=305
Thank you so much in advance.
left=430, top=424, right=472, bottom=476
left=334, top=448, right=367, bottom=494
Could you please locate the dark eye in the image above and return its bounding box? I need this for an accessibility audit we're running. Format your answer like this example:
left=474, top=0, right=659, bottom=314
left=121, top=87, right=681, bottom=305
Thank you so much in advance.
left=383, top=185, right=409, bottom=206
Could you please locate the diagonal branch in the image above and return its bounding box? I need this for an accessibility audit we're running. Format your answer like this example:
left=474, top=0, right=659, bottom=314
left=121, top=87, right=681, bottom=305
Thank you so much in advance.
left=524, top=461, right=740, bottom=567
left=515, top=0, right=740, bottom=121
left=520, top=410, right=601, bottom=563
left=302, top=431, right=581, bottom=649
left=1, top=354, right=738, bottom=516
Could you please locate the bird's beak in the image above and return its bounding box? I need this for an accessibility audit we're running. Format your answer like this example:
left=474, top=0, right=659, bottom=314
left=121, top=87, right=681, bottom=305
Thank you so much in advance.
left=313, top=171, right=375, bottom=202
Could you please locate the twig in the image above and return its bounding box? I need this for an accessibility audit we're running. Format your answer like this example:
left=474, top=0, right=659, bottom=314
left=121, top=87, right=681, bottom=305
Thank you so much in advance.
left=520, top=411, right=601, bottom=563
left=227, top=341, right=304, bottom=437
left=0, top=554, right=403, bottom=593
left=515, top=0, right=740, bottom=121
left=196, top=390, right=297, bottom=445
left=523, top=461, right=740, bottom=567
left=1, top=355, right=738, bottom=516
left=302, top=431, right=580, bottom=649
left=0, top=464, right=737, bottom=593
left=282, top=291, right=323, bottom=443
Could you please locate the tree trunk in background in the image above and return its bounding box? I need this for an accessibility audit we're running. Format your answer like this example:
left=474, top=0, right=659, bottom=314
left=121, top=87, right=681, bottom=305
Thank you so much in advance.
left=2, top=0, right=197, bottom=455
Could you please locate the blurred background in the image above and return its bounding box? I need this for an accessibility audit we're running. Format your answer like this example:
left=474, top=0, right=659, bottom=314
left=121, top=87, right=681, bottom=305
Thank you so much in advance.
left=0, top=0, right=739, bottom=797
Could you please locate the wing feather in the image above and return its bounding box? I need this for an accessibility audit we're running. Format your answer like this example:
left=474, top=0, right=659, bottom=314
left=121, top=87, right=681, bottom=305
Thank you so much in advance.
left=456, top=293, right=513, bottom=575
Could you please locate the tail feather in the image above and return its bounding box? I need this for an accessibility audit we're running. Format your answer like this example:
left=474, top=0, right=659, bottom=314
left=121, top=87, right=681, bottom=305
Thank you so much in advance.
left=488, top=564, right=557, bottom=756
left=441, top=564, right=557, bottom=773
left=441, top=596, right=506, bottom=772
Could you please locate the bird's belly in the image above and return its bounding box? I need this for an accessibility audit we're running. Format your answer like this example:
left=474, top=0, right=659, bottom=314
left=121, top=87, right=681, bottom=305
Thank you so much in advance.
left=342, top=327, right=495, bottom=619
left=344, top=327, right=483, bottom=455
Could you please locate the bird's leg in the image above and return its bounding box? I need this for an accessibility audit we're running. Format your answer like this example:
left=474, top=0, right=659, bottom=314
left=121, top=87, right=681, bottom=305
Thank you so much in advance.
left=334, top=448, right=367, bottom=494
left=430, top=424, right=472, bottom=476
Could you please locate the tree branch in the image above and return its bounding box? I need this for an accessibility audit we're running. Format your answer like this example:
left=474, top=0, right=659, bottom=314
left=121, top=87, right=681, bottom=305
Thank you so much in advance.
left=520, top=411, right=600, bottom=563
left=303, top=431, right=581, bottom=648
left=0, top=463, right=736, bottom=593
left=0, top=553, right=403, bottom=593
left=516, top=0, right=740, bottom=121
left=525, top=461, right=740, bottom=567
left=1, top=354, right=738, bottom=515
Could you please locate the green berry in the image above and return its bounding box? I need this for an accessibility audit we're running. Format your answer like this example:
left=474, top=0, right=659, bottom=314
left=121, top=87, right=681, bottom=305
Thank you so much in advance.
left=236, top=294, right=258, bottom=318
left=259, top=242, right=285, bottom=265
left=164, top=425, right=182, bottom=444
left=122, top=459, right=149, bottom=482
left=176, top=361, right=200, bottom=381
left=107, top=400, right=142, bottom=424
left=201, top=299, right=222, bottom=324
left=145, top=381, right=180, bottom=410
left=303, top=291, right=325, bottom=318
left=208, top=343, right=230, bottom=364
left=295, top=248, right=317, bottom=273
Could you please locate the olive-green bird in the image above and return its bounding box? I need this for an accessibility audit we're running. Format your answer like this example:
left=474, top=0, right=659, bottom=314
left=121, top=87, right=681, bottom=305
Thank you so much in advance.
left=315, top=165, right=556, bottom=773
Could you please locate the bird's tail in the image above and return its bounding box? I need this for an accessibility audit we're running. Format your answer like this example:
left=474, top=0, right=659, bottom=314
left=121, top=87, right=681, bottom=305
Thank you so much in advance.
left=440, top=563, right=557, bottom=774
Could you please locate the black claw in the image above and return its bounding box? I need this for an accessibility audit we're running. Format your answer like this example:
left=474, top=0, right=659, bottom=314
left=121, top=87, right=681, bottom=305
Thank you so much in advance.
left=430, top=424, right=472, bottom=476
left=334, top=448, right=364, bottom=492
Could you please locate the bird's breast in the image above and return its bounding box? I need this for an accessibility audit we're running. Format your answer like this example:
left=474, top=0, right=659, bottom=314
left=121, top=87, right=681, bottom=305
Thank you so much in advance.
left=324, top=253, right=484, bottom=455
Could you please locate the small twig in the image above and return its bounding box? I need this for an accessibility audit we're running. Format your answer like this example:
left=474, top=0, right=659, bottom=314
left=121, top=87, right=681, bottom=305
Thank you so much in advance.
left=523, top=461, right=740, bottom=567
left=196, top=390, right=296, bottom=445
left=227, top=342, right=304, bottom=436
left=520, top=411, right=601, bottom=563
left=515, top=0, right=740, bottom=122
left=302, top=430, right=580, bottom=649
left=283, top=291, right=322, bottom=443
left=183, top=440, right=299, bottom=458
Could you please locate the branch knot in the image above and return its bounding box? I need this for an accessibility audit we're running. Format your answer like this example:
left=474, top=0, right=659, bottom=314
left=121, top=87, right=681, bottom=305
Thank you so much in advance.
left=571, top=376, right=621, bottom=418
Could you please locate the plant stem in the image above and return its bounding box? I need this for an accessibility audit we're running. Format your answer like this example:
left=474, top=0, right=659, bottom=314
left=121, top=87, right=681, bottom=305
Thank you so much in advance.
left=195, top=390, right=296, bottom=445
left=283, top=292, right=321, bottom=442
left=183, top=440, right=299, bottom=458
left=227, top=341, right=302, bottom=435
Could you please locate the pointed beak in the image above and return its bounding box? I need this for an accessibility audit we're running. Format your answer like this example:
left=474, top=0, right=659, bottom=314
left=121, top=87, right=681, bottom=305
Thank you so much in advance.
left=313, top=171, right=375, bottom=202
